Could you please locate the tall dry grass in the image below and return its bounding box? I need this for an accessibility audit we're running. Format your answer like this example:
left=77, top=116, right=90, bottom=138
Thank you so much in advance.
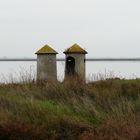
left=0, top=72, right=139, bottom=139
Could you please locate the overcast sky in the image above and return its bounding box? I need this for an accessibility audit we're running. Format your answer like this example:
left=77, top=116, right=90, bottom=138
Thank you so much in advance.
left=0, top=0, right=140, bottom=58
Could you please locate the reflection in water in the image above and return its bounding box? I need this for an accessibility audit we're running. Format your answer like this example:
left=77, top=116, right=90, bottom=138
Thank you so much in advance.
left=0, top=61, right=139, bottom=82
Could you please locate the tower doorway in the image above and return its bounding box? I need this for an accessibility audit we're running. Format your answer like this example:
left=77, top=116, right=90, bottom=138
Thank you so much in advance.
left=66, top=56, right=75, bottom=75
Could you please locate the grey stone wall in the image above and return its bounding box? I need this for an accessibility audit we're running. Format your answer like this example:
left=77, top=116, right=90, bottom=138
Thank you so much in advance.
left=37, top=54, right=57, bottom=81
left=65, top=54, right=86, bottom=80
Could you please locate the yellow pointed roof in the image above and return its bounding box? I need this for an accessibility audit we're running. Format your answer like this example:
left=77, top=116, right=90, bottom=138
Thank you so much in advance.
left=35, top=44, right=58, bottom=54
left=64, top=44, right=87, bottom=54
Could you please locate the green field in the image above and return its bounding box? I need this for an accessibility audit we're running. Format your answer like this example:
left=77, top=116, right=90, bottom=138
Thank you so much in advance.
left=0, top=78, right=140, bottom=139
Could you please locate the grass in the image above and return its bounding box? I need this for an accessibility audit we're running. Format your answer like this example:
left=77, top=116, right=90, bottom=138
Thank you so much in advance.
left=0, top=77, right=140, bottom=139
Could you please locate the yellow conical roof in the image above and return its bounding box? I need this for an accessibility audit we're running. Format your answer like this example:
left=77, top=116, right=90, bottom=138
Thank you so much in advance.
left=64, top=44, right=87, bottom=54
left=35, top=44, right=58, bottom=54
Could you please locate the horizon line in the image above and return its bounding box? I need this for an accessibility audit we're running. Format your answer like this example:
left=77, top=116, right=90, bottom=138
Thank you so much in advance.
left=0, top=58, right=140, bottom=61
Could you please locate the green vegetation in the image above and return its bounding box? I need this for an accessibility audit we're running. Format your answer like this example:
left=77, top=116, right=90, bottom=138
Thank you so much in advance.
left=0, top=77, right=140, bottom=139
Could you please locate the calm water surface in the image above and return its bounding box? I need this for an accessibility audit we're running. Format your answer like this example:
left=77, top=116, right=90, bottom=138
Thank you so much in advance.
left=0, top=61, right=139, bottom=82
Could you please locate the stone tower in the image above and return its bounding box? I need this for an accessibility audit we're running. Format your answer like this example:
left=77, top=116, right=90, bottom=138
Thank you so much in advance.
left=63, top=44, right=87, bottom=80
left=35, top=44, right=58, bottom=81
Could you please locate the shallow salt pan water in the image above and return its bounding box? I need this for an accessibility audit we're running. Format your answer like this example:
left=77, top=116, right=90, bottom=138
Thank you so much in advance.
left=0, top=61, right=139, bottom=82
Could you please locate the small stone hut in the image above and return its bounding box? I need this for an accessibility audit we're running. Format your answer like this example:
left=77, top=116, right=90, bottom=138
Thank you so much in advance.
left=35, top=44, right=58, bottom=81
left=63, top=44, right=87, bottom=80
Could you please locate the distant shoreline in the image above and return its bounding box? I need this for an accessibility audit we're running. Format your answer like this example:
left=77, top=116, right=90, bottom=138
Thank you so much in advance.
left=0, top=58, right=140, bottom=62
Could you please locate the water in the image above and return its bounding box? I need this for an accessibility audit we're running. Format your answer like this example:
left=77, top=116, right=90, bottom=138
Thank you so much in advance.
left=86, top=61, right=140, bottom=81
left=0, top=61, right=139, bottom=82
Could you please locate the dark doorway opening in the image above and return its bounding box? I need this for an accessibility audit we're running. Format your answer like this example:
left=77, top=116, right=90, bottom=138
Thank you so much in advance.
left=66, top=56, right=75, bottom=75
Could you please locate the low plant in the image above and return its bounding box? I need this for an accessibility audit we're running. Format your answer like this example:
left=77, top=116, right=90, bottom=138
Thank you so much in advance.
left=0, top=75, right=140, bottom=139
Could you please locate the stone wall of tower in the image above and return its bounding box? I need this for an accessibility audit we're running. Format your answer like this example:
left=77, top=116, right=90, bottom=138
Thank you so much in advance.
left=65, top=54, right=86, bottom=80
left=37, top=54, right=57, bottom=81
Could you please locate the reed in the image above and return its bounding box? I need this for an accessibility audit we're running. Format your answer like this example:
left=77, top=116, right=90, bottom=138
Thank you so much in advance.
left=0, top=74, right=140, bottom=139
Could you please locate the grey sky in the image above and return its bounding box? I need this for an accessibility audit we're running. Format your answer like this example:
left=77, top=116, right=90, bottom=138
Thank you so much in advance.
left=0, top=0, right=140, bottom=58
